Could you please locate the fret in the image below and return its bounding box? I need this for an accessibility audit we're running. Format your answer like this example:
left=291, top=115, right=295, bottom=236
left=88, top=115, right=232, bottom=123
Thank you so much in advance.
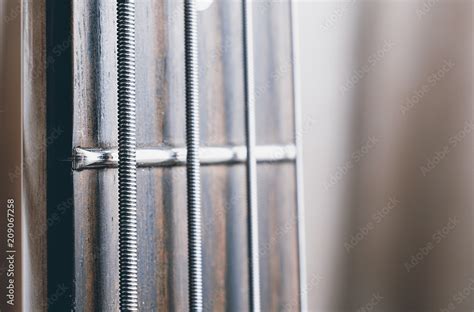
left=72, top=144, right=297, bottom=170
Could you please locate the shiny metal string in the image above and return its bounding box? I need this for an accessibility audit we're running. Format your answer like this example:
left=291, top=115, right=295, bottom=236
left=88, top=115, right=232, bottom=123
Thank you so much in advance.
left=289, top=0, right=308, bottom=310
left=242, top=0, right=261, bottom=310
left=184, top=0, right=204, bottom=310
left=117, top=0, right=139, bottom=310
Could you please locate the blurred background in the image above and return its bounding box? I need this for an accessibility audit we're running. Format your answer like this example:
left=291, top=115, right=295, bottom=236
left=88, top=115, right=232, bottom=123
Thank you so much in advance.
left=296, top=0, right=473, bottom=311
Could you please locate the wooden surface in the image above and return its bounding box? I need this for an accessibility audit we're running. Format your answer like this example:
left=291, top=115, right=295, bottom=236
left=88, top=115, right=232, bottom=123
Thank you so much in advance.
left=0, top=1, right=23, bottom=311
left=22, top=0, right=47, bottom=310
left=71, top=0, right=299, bottom=310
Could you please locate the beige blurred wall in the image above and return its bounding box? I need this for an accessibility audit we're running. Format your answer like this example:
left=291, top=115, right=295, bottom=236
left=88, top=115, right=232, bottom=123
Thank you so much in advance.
left=296, top=1, right=473, bottom=311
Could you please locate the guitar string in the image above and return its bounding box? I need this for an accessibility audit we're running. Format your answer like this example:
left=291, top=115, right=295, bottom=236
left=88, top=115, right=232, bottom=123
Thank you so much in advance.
left=289, top=0, right=308, bottom=310
left=242, top=0, right=262, bottom=310
left=117, top=0, right=139, bottom=310
left=184, top=0, right=204, bottom=311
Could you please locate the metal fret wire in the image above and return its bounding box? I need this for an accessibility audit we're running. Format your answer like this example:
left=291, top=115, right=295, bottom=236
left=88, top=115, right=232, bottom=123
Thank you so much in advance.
left=184, top=0, right=204, bottom=310
left=72, top=144, right=297, bottom=170
left=242, top=0, right=261, bottom=310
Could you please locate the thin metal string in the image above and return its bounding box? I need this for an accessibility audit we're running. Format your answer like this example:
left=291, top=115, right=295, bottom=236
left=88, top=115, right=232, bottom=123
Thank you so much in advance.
left=242, top=0, right=261, bottom=310
left=289, top=0, right=308, bottom=310
left=184, top=0, right=204, bottom=311
left=117, top=0, right=139, bottom=310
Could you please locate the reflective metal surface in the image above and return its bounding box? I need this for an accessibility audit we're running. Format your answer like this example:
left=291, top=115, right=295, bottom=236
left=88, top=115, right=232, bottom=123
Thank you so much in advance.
left=242, top=0, right=261, bottom=309
left=73, top=144, right=296, bottom=170
left=116, top=0, right=139, bottom=309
